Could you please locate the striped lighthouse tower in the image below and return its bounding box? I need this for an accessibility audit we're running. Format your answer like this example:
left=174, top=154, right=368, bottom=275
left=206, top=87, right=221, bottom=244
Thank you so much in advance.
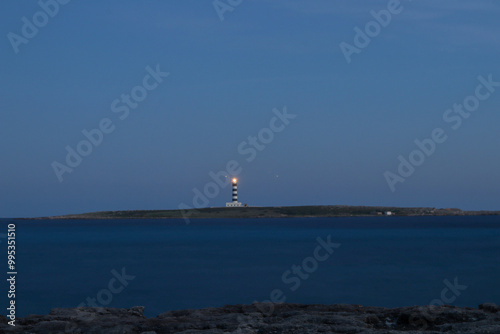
left=232, top=178, right=238, bottom=202
left=226, top=178, right=242, bottom=207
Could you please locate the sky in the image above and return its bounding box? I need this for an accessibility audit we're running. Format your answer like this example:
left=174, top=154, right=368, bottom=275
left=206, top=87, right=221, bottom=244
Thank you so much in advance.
left=1, top=0, right=499, bottom=218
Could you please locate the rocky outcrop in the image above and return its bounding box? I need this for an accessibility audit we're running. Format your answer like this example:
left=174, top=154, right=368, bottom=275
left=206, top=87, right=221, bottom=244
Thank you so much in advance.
left=2, top=303, right=499, bottom=333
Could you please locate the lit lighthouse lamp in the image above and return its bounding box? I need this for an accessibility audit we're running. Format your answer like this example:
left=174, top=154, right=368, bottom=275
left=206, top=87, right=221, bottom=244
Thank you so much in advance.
left=226, top=178, right=243, bottom=207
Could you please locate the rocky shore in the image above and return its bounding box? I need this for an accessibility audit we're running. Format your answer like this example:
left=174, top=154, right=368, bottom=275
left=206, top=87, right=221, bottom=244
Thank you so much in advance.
left=2, top=303, right=500, bottom=333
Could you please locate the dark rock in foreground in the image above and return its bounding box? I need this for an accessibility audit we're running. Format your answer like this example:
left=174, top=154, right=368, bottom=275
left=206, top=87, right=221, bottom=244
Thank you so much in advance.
left=2, top=303, right=500, bottom=333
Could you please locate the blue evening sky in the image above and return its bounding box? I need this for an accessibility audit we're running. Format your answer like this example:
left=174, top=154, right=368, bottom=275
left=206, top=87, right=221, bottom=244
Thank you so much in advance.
left=1, top=0, right=499, bottom=218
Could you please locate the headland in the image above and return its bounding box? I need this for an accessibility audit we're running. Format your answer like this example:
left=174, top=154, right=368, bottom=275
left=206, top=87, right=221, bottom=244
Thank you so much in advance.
left=32, top=205, right=500, bottom=220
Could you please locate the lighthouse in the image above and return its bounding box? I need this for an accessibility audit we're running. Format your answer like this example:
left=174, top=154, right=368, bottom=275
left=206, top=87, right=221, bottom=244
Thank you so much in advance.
left=226, top=178, right=242, bottom=207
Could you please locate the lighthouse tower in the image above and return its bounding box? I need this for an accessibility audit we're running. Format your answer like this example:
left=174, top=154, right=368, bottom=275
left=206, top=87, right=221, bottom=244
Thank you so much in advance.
left=226, top=178, right=242, bottom=207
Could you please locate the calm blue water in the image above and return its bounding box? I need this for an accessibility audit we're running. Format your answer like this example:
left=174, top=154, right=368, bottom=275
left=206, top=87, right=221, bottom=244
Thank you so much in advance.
left=1, top=216, right=499, bottom=317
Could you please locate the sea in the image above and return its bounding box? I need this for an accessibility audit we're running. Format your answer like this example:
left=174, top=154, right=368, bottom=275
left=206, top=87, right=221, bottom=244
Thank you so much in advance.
left=1, top=216, right=500, bottom=317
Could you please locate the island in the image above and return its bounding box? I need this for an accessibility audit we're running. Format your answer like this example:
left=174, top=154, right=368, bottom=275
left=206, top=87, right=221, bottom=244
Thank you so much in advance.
left=39, top=205, right=500, bottom=220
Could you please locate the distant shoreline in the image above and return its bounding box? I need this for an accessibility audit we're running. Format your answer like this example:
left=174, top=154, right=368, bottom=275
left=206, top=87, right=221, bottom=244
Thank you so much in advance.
left=19, top=205, right=500, bottom=220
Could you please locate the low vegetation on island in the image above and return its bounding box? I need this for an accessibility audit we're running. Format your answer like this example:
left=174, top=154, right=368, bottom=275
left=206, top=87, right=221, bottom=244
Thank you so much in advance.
left=40, top=205, right=500, bottom=220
